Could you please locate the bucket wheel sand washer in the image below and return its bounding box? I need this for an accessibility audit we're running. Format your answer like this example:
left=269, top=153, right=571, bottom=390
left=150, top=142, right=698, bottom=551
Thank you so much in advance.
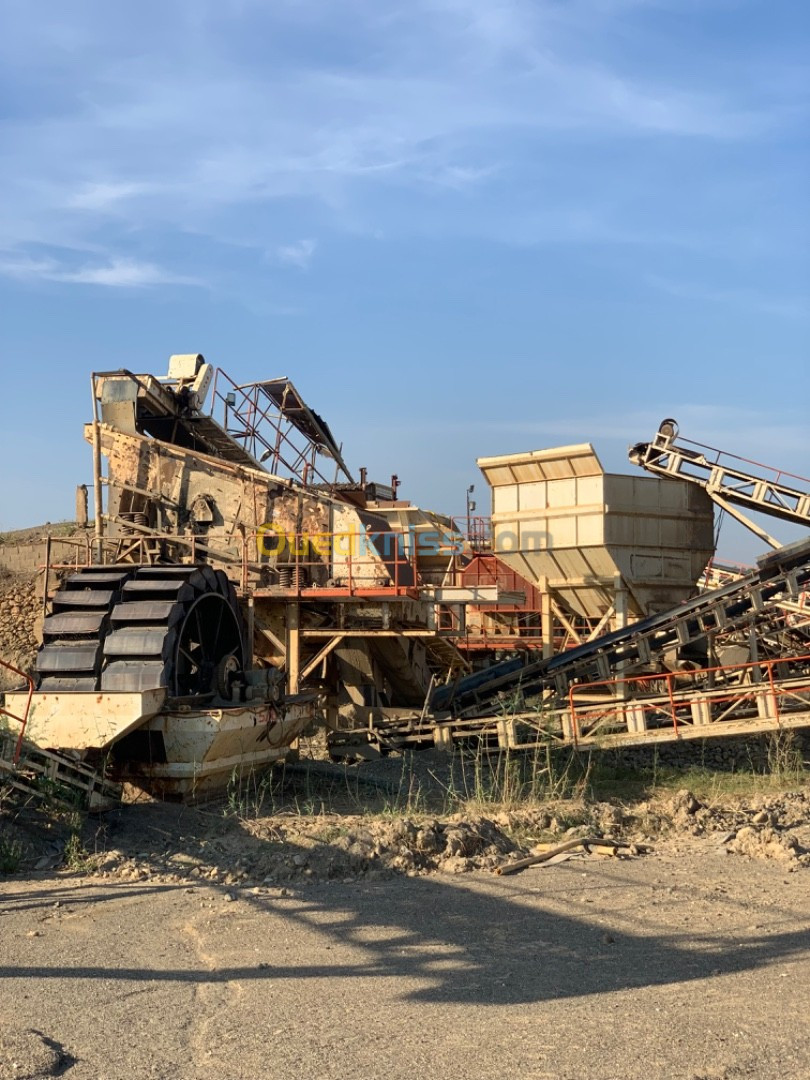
left=6, top=565, right=318, bottom=798
left=37, top=565, right=246, bottom=700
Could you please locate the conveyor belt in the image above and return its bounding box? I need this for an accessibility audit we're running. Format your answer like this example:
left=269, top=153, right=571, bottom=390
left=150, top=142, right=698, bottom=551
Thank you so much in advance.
left=432, top=537, right=810, bottom=716
left=630, top=419, right=810, bottom=531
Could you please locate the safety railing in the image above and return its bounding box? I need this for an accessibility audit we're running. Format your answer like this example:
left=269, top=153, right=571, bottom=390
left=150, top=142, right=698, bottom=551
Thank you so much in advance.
left=87, top=521, right=256, bottom=590
left=699, top=558, right=753, bottom=591
left=667, top=434, right=810, bottom=492
left=431, top=547, right=549, bottom=650
left=253, top=526, right=420, bottom=596
left=445, top=550, right=523, bottom=591
left=567, top=653, right=810, bottom=746
left=454, top=622, right=595, bottom=652
left=455, top=620, right=546, bottom=650
left=0, top=659, right=35, bottom=764
left=209, top=369, right=344, bottom=489
left=450, top=516, right=492, bottom=552
left=35, top=520, right=428, bottom=598
left=639, top=425, right=810, bottom=528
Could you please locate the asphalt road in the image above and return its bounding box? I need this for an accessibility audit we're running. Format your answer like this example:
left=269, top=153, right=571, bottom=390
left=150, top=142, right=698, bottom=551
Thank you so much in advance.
left=2, top=843, right=810, bottom=1080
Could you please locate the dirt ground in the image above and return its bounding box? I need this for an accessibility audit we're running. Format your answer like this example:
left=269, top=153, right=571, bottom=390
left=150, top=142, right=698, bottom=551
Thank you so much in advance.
left=2, top=839, right=810, bottom=1080
left=3, top=756, right=810, bottom=1080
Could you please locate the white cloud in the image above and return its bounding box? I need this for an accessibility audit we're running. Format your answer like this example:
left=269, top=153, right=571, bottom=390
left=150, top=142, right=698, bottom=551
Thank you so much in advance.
left=0, top=0, right=802, bottom=291
left=62, top=258, right=202, bottom=287
left=275, top=239, right=317, bottom=269
left=0, top=253, right=202, bottom=288
left=68, top=181, right=153, bottom=211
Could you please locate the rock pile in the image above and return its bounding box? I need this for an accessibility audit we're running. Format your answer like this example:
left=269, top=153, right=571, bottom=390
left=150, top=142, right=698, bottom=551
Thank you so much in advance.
left=0, top=572, right=39, bottom=689
left=8, top=779, right=810, bottom=884
left=728, top=824, right=802, bottom=864
left=91, top=813, right=524, bottom=885
left=626, top=788, right=810, bottom=867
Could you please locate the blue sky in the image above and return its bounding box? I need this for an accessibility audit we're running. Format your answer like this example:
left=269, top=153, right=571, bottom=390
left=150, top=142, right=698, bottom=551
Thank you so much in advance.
left=0, top=0, right=807, bottom=560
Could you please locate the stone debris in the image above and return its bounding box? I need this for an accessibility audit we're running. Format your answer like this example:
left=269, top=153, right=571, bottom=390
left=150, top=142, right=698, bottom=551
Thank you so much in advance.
left=624, top=788, right=810, bottom=867
left=0, top=571, right=38, bottom=689
left=4, top=784, right=810, bottom=886
left=84, top=814, right=523, bottom=885
left=7, top=774, right=810, bottom=886
left=74, top=790, right=810, bottom=886
left=728, top=825, right=803, bottom=864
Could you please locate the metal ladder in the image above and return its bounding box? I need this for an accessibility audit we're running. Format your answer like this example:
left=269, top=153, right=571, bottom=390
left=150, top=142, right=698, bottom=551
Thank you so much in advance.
left=0, top=733, right=121, bottom=811
left=0, top=658, right=33, bottom=764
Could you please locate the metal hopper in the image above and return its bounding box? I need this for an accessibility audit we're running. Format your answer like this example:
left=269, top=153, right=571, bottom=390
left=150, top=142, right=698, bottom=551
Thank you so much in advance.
left=478, top=443, right=714, bottom=621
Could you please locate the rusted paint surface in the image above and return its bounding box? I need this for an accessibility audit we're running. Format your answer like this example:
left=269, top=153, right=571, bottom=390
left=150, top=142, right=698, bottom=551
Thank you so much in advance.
left=124, top=701, right=316, bottom=797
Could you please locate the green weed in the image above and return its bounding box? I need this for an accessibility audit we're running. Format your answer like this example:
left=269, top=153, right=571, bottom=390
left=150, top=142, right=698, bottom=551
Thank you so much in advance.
left=0, top=830, right=24, bottom=873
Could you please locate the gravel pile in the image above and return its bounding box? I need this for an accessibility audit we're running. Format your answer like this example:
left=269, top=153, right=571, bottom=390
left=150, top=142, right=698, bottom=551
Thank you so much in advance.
left=89, top=788, right=810, bottom=887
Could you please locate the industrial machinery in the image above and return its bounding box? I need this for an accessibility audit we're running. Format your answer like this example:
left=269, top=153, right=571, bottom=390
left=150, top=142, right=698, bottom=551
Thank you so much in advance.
left=4, top=379, right=810, bottom=796
left=2, top=354, right=520, bottom=795
left=326, top=422, right=810, bottom=756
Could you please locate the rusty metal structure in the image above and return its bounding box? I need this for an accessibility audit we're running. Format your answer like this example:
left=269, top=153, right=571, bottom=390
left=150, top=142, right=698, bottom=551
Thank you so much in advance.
left=3, top=375, right=810, bottom=798
left=2, top=355, right=513, bottom=795
left=330, top=421, right=810, bottom=756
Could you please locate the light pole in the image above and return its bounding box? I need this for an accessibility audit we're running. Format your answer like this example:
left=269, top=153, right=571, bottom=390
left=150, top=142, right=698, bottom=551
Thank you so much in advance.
left=466, top=484, right=476, bottom=540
